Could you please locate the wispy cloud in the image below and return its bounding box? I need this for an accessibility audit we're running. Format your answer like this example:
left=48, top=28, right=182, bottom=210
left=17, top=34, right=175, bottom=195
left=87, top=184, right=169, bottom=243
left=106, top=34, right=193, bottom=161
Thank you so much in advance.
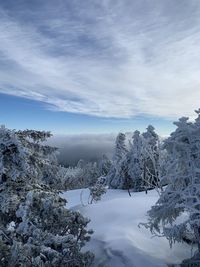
left=0, top=0, right=200, bottom=119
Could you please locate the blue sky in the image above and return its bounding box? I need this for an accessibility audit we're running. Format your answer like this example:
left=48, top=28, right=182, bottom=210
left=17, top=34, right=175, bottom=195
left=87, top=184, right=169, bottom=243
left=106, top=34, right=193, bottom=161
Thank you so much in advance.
left=0, top=0, right=200, bottom=135
left=0, top=92, right=174, bottom=135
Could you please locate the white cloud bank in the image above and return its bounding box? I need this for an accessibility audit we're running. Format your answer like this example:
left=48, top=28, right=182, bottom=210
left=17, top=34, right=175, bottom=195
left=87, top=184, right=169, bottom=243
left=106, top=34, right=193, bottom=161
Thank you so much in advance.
left=0, top=0, right=200, bottom=119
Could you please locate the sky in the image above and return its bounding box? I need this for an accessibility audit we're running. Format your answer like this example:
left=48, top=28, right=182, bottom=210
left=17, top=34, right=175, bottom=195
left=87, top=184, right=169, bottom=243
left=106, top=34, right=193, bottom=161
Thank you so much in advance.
left=0, top=0, right=200, bottom=136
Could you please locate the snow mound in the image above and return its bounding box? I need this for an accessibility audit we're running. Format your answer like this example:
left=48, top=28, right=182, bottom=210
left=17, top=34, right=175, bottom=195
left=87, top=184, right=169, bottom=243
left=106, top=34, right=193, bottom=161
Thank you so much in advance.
left=61, top=189, right=191, bottom=267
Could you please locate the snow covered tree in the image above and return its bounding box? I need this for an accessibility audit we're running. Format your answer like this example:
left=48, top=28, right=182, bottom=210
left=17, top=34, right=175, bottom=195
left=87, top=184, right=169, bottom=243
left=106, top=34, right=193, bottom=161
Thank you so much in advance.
left=107, top=133, right=127, bottom=189
left=77, top=159, right=86, bottom=169
left=0, top=126, right=94, bottom=267
left=145, top=113, right=200, bottom=260
left=98, top=154, right=111, bottom=177
left=123, top=127, right=164, bottom=194
left=56, top=158, right=109, bottom=191
left=84, top=161, right=100, bottom=186
left=88, top=177, right=107, bottom=204
left=16, top=129, right=60, bottom=188
left=124, top=130, right=144, bottom=192
left=75, top=160, right=100, bottom=188
left=56, top=165, right=84, bottom=190
left=141, top=125, right=160, bottom=192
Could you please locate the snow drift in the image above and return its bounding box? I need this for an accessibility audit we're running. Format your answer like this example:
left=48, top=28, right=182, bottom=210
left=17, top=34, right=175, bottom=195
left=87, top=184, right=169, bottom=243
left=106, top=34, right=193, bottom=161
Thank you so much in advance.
left=62, top=189, right=191, bottom=267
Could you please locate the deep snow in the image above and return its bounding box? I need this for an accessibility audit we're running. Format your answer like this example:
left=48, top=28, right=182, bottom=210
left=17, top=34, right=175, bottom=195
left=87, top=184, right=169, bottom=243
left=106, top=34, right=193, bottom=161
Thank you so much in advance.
left=61, top=189, right=191, bottom=267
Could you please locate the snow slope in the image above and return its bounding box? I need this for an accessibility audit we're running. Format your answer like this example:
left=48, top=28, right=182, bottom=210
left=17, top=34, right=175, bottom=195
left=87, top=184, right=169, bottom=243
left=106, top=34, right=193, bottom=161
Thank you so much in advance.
left=61, top=189, right=191, bottom=267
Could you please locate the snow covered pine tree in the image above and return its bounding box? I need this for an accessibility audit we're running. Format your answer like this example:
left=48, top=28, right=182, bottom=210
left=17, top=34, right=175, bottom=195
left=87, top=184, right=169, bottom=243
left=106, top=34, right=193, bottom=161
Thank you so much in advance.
left=88, top=176, right=107, bottom=204
left=124, top=130, right=144, bottom=193
left=0, top=126, right=94, bottom=267
left=98, top=154, right=111, bottom=177
left=115, top=127, right=163, bottom=194
left=141, top=125, right=160, bottom=193
left=107, top=132, right=127, bottom=189
left=145, top=111, right=200, bottom=264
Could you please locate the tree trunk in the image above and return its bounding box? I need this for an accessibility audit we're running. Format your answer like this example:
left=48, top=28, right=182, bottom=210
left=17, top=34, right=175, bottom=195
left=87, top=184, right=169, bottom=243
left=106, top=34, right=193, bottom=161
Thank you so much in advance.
left=128, top=188, right=131, bottom=197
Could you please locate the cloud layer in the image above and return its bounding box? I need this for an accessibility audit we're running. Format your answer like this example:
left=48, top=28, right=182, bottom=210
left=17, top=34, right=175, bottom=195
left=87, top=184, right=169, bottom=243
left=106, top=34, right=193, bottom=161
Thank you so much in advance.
left=0, top=0, right=200, bottom=119
left=48, top=133, right=115, bottom=166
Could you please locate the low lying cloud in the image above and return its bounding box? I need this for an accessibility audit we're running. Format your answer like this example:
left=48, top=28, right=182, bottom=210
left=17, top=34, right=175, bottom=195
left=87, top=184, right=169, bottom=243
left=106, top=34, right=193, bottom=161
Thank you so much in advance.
left=48, top=134, right=115, bottom=166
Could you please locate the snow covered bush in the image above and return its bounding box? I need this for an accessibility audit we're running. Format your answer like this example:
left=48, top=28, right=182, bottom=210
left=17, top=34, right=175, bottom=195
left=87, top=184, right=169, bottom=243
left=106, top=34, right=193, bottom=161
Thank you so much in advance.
left=88, top=177, right=107, bottom=204
left=79, top=157, right=111, bottom=188
left=56, top=165, right=84, bottom=190
left=55, top=155, right=111, bottom=191
left=75, top=160, right=100, bottom=188
left=145, top=111, right=200, bottom=261
left=0, top=126, right=94, bottom=267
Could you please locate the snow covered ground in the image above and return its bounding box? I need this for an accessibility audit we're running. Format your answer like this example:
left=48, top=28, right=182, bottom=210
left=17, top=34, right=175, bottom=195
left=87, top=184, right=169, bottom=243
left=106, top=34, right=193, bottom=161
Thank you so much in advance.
left=61, top=189, right=191, bottom=267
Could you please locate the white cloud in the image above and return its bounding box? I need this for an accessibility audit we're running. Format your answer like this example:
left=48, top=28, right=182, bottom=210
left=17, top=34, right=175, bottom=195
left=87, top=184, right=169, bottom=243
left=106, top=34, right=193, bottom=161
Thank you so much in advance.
left=0, top=0, right=200, bottom=119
